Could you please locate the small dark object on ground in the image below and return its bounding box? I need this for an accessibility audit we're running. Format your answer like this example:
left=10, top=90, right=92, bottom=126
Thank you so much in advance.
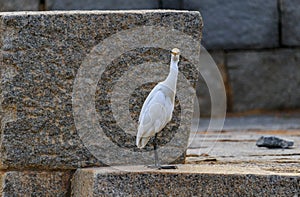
left=256, top=136, right=294, bottom=149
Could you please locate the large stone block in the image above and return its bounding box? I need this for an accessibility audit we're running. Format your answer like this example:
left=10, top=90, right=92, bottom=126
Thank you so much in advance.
left=281, top=0, right=300, bottom=46
left=227, top=49, right=300, bottom=112
left=0, top=11, right=202, bottom=169
left=0, top=0, right=40, bottom=11
left=72, top=165, right=300, bottom=196
left=46, top=0, right=159, bottom=10
left=0, top=171, right=72, bottom=196
left=183, top=0, right=279, bottom=49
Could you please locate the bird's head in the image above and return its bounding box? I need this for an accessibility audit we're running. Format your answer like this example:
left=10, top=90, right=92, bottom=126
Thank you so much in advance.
left=171, top=48, right=180, bottom=62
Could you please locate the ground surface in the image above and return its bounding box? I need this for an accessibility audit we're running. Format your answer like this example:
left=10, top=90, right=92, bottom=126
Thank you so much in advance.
left=187, top=113, right=300, bottom=175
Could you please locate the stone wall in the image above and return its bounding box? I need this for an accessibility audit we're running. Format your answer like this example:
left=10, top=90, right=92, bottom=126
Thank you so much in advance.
left=0, top=10, right=201, bottom=169
left=182, top=0, right=300, bottom=113
left=1, top=0, right=299, bottom=114
left=0, top=10, right=202, bottom=195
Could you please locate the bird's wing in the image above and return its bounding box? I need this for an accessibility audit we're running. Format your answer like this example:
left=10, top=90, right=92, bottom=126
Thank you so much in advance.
left=136, top=85, right=174, bottom=148
left=138, top=85, right=161, bottom=123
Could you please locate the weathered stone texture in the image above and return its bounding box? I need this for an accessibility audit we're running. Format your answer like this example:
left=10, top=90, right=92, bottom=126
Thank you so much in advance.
left=227, top=49, right=300, bottom=112
left=0, top=171, right=72, bottom=196
left=0, top=0, right=40, bottom=11
left=183, top=0, right=279, bottom=49
left=72, top=166, right=300, bottom=196
left=46, top=0, right=159, bottom=10
left=281, top=0, right=300, bottom=46
left=0, top=11, right=202, bottom=169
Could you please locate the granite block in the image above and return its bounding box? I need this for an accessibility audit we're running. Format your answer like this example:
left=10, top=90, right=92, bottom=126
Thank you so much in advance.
left=0, top=0, right=40, bottom=11
left=0, top=11, right=202, bottom=169
left=281, top=0, right=300, bottom=46
left=183, top=0, right=279, bottom=49
left=1, top=170, right=72, bottom=196
left=227, top=49, right=300, bottom=112
left=46, top=0, right=159, bottom=10
left=71, top=165, right=300, bottom=196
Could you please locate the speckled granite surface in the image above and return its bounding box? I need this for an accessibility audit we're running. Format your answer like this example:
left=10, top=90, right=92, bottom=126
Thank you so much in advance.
left=72, top=165, right=300, bottom=196
left=0, top=10, right=202, bottom=169
left=0, top=170, right=72, bottom=196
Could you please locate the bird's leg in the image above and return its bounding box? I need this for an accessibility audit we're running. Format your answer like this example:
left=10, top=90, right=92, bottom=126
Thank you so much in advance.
left=154, top=133, right=161, bottom=168
left=147, top=133, right=161, bottom=169
left=147, top=133, right=178, bottom=170
left=154, top=135, right=177, bottom=170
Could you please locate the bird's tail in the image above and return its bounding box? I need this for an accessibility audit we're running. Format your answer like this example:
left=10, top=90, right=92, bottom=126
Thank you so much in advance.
left=136, top=136, right=150, bottom=149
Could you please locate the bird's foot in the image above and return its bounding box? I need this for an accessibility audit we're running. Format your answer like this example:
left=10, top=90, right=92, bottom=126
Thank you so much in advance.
left=160, top=165, right=178, bottom=169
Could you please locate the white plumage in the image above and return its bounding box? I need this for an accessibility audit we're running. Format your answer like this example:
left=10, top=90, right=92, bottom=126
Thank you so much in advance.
left=136, top=84, right=174, bottom=148
left=136, top=48, right=181, bottom=151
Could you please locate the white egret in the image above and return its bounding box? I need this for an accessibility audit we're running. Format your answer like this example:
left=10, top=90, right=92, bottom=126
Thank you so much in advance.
left=136, top=48, right=180, bottom=169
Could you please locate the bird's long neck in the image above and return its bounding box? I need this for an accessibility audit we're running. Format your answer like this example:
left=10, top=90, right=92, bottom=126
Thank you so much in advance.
left=162, top=59, right=179, bottom=93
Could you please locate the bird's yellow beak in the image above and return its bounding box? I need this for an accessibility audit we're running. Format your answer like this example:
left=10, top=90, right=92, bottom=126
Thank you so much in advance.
left=171, top=48, right=180, bottom=56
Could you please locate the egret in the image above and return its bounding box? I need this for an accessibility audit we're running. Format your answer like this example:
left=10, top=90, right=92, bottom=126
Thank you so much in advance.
left=136, top=48, right=180, bottom=169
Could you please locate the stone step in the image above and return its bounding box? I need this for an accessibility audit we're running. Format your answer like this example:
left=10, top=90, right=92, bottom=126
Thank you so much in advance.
left=0, top=170, right=72, bottom=196
left=0, top=10, right=202, bottom=170
left=71, top=165, right=300, bottom=196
